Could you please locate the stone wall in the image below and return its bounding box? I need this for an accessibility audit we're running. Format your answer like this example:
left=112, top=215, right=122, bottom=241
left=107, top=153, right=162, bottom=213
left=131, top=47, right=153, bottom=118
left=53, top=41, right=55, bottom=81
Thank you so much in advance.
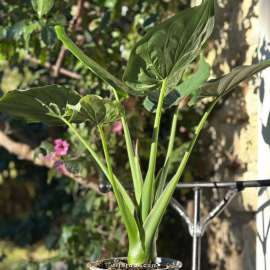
left=191, top=0, right=260, bottom=269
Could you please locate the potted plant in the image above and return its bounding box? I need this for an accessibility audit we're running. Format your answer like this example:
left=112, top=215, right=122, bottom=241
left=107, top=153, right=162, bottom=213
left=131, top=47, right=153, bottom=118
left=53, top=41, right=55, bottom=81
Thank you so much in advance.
left=0, top=0, right=269, bottom=268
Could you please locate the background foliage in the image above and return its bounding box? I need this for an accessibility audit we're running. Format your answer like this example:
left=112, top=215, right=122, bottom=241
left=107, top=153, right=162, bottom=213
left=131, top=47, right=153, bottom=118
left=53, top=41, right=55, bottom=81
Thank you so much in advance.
left=0, top=0, right=209, bottom=269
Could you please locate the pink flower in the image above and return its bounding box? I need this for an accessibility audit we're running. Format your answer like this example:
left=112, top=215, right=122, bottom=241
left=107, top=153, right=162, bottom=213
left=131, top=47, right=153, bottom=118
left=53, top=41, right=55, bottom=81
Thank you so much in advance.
left=54, top=139, right=70, bottom=155
left=44, top=139, right=70, bottom=175
left=112, top=121, right=123, bottom=136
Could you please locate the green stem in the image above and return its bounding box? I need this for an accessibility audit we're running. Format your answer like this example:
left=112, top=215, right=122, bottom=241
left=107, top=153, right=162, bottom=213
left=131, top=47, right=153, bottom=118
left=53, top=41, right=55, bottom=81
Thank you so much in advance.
left=172, top=97, right=219, bottom=183
left=154, top=105, right=179, bottom=203
left=98, top=125, right=148, bottom=265
left=143, top=97, right=219, bottom=254
left=113, top=89, right=143, bottom=207
left=61, top=117, right=110, bottom=178
left=60, top=117, right=135, bottom=213
left=141, top=77, right=168, bottom=224
left=97, top=125, right=116, bottom=188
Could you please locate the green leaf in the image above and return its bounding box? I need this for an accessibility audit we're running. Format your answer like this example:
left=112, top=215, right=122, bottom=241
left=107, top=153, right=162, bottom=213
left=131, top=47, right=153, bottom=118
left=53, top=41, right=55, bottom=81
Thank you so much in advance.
left=34, top=141, right=55, bottom=161
left=189, top=59, right=270, bottom=105
left=7, top=20, right=25, bottom=41
left=123, top=0, right=215, bottom=96
left=41, top=27, right=57, bottom=48
left=40, top=141, right=55, bottom=155
left=23, top=22, right=39, bottom=51
left=143, top=175, right=179, bottom=254
left=65, top=159, right=84, bottom=174
left=68, top=95, right=125, bottom=125
left=31, top=0, right=54, bottom=18
left=62, top=225, right=74, bottom=244
left=134, top=141, right=143, bottom=205
left=0, top=85, right=83, bottom=125
left=143, top=55, right=210, bottom=112
left=47, top=167, right=55, bottom=184
left=55, top=26, right=141, bottom=98
left=118, top=193, right=147, bottom=265
left=23, top=22, right=39, bottom=40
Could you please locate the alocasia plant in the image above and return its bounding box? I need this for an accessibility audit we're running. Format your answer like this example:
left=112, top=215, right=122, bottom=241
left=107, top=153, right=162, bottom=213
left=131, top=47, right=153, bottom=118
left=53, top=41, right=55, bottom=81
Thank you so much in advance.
left=1, top=0, right=270, bottom=265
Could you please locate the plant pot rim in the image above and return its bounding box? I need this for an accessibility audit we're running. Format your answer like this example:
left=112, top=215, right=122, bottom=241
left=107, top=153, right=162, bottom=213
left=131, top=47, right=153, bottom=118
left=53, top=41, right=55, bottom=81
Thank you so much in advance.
left=86, top=257, right=182, bottom=270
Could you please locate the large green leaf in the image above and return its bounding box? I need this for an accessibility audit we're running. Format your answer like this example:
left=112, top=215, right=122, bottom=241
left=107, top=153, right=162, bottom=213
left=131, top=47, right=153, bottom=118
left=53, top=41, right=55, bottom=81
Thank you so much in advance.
left=0, top=85, right=82, bottom=125
left=144, top=55, right=210, bottom=112
left=31, top=0, right=54, bottom=18
left=68, top=95, right=125, bottom=125
left=55, top=26, right=141, bottom=98
left=122, top=0, right=215, bottom=96
left=189, top=59, right=270, bottom=105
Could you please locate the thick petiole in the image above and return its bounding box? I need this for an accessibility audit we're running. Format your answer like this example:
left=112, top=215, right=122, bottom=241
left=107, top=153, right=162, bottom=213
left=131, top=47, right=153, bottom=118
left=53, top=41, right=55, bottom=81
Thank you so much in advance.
left=112, top=88, right=143, bottom=207
left=141, top=77, right=168, bottom=223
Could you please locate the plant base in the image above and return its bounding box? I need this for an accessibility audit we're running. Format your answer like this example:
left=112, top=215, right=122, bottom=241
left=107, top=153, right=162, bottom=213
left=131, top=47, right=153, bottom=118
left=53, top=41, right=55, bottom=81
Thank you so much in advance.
left=86, top=257, right=182, bottom=270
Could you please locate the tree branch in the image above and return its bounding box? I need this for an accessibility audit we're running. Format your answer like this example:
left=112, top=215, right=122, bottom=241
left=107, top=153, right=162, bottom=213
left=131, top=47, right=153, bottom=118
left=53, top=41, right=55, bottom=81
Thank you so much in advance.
left=24, top=54, right=82, bottom=80
left=53, top=45, right=67, bottom=79
left=53, top=0, right=84, bottom=79
left=0, top=130, right=107, bottom=197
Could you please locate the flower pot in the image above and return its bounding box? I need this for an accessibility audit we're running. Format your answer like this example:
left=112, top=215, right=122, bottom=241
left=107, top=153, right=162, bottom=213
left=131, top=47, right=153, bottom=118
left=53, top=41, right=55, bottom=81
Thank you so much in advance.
left=86, top=257, right=182, bottom=270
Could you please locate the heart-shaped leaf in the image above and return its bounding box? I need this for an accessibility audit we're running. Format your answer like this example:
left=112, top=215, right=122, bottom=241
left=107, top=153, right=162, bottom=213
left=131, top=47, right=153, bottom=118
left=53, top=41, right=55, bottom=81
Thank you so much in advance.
left=68, top=95, right=125, bottom=125
left=0, top=85, right=82, bottom=125
left=144, top=55, right=210, bottom=112
left=55, top=26, right=140, bottom=98
left=189, top=59, right=270, bottom=105
left=123, top=0, right=215, bottom=96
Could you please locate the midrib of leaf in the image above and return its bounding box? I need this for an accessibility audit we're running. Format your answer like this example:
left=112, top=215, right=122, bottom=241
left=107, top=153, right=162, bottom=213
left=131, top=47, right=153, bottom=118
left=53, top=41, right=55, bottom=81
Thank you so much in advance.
left=106, top=105, right=117, bottom=122
left=220, top=70, right=240, bottom=95
left=225, top=65, right=266, bottom=94
left=161, top=18, right=176, bottom=76
left=172, top=9, right=200, bottom=68
left=146, top=40, right=163, bottom=80
left=42, top=89, right=62, bottom=107
left=92, top=104, right=99, bottom=123
left=168, top=2, right=210, bottom=78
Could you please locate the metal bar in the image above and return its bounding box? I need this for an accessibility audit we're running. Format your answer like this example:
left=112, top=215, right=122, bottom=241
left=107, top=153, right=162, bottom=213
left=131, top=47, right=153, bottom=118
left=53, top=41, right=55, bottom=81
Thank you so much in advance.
left=192, top=188, right=202, bottom=270
left=98, top=180, right=270, bottom=193
left=169, top=197, right=194, bottom=236
left=198, top=188, right=238, bottom=236
left=174, top=180, right=270, bottom=189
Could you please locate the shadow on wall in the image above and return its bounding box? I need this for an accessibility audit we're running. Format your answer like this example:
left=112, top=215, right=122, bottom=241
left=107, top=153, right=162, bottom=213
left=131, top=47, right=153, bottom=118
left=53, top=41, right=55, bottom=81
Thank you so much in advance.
left=257, top=190, right=270, bottom=270
left=259, top=38, right=270, bottom=145
left=258, top=36, right=270, bottom=270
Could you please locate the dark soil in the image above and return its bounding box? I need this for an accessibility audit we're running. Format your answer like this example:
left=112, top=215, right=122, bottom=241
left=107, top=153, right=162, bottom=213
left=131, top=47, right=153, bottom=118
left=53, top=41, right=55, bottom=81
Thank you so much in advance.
left=86, top=258, right=177, bottom=270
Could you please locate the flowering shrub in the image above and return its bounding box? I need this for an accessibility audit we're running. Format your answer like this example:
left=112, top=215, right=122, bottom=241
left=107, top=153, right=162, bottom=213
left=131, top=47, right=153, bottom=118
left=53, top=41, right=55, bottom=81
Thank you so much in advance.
left=45, top=139, right=70, bottom=175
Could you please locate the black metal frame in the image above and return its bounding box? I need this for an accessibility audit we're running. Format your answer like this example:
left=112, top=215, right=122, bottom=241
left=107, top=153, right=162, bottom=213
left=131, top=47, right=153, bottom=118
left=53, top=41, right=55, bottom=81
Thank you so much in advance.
left=98, top=180, right=270, bottom=270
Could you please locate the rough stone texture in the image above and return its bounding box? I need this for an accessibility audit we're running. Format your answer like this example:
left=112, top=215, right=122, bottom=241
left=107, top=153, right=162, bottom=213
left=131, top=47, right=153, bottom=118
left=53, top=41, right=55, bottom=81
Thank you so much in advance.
left=193, top=0, right=260, bottom=269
